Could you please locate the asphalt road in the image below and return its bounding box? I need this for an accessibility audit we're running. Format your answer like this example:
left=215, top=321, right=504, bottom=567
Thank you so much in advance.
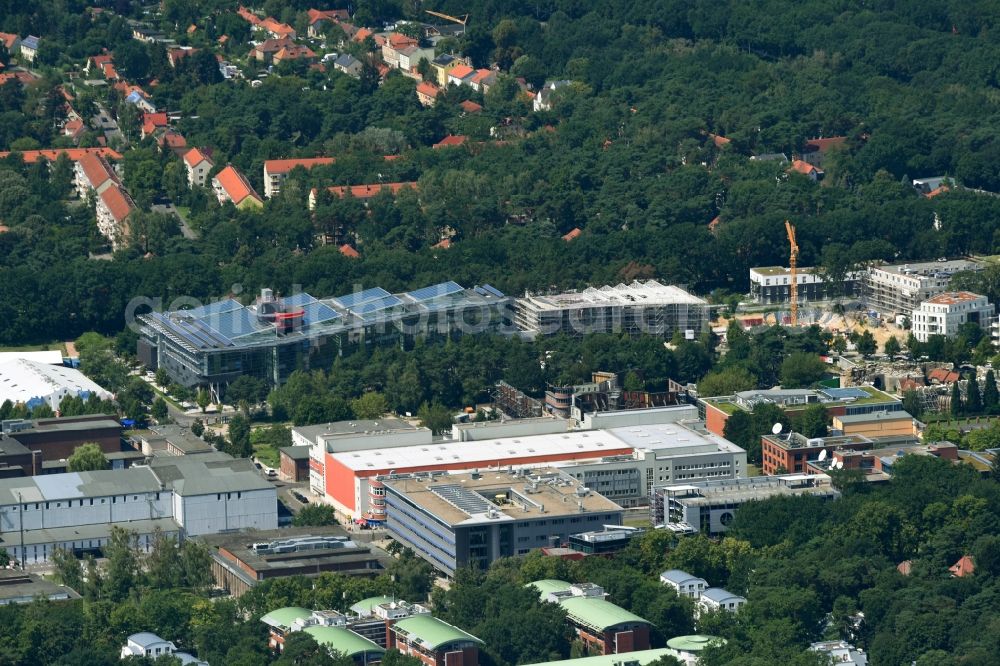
left=151, top=201, right=198, bottom=239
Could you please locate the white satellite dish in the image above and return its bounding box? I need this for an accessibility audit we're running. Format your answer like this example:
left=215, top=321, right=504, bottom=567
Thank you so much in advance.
left=771, top=422, right=783, bottom=435
left=817, top=449, right=828, bottom=462
left=835, top=460, right=844, bottom=469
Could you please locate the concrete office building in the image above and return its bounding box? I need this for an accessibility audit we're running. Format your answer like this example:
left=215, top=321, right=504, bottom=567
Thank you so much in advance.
left=651, top=474, right=839, bottom=534
left=139, top=282, right=509, bottom=398
left=515, top=280, right=709, bottom=339
left=203, top=527, right=387, bottom=597
left=863, top=259, right=982, bottom=316
left=383, top=469, right=624, bottom=576
left=315, top=418, right=744, bottom=522
left=0, top=458, right=276, bottom=564
left=749, top=266, right=860, bottom=305
left=911, top=291, right=993, bottom=342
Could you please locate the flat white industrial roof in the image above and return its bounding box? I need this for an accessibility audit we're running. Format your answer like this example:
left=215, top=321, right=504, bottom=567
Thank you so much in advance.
left=0, top=351, right=64, bottom=365
left=330, top=422, right=743, bottom=472
left=523, top=280, right=706, bottom=311
left=0, top=359, right=112, bottom=408
left=330, top=429, right=634, bottom=472
left=608, top=423, right=744, bottom=454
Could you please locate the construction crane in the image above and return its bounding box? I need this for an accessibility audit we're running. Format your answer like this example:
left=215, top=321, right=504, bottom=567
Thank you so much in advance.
left=785, top=220, right=799, bottom=327
left=424, top=9, right=469, bottom=26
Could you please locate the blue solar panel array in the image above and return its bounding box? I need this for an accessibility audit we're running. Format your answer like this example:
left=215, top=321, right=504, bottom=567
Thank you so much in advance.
left=214, top=309, right=267, bottom=340
left=283, top=292, right=318, bottom=307
left=182, top=298, right=243, bottom=319
left=302, top=302, right=341, bottom=325
left=334, top=287, right=392, bottom=309
left=480, top=284, right=505, bottom=298
left=820, top=387, right=871, bottom=400
left=352, top=295, right=402, bottom=316
left=407, top=281, right=464, bottom=302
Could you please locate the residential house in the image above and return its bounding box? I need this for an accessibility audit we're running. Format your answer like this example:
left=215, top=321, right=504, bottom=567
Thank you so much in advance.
left=167, top=46, right=197, bottom=68
left=950, top=555, right=975, bottom=577
left=353, top=27, right=373, bottom=44
left=307, top=9, right=349, bottom=38
left=251, top=38, right=296, bottom=64
left=659, top=570, right=708, bottom=599
left=534, top=80, right=572, bottom=111
left=696, top=588, right=746, bottom=616
left=120, top=632, right=207, bottom=665
left=562, top=228, right=582, bottom=242
left=263, top=157, right=335, bottom=198
left=433, top=135, right=467, bottom=149
left=788, top=159, right=823, bottom=181
left=415, top=81, right=442, bottom=107
left=0, top=71, right=37, bottom=87
left=431, top=53, right=470, bottom=87
left=237, top=5, right=261, bottom=26
left=132, top=26, right=166, bottom=43
left=183, top=147, right=214, bottom=188
left=339, top=244, right=360, bottom=258
left=273, top=44, right=317, bottom=65
left=63, top=118, right=85, bottom=143
left=0, top=147, right=122, bottom=164
left=157, top=130, right=187, bottom=156
left=447, top=64, right=475, bottom=86
left=381, top=33, right=418, bottom=68
left=468, top=68, right=496, bottom=93
left=19, top=36, right=39, bottom=63
left=801, top=136, right=847, bottom=168
left=459, top=100, right=482, bottom=114
left=121, top=85, right=156, bottom=113
left=213, top=165, right=263, bottom=209
left=101, top=61, right=120, bottom=81
left=140, top=112, right=169, bottom=139
left=307, top=182, right=417, bottom=209
left=96, top=184, right=136, bottom=249
left=260, top=17, right=297, bottom=40
left=809, top=641, right=867, bottom=666
left=396, top=45, right=435, bottom=76
left=85, top=53, right=113, bottom=74
left=333, top=53, right=362, bottom=77
left=0, top=33, right=20, bottom=55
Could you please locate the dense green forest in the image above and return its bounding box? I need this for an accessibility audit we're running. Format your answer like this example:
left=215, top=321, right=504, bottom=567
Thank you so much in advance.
left=3, top=1, right=1000, bottom=344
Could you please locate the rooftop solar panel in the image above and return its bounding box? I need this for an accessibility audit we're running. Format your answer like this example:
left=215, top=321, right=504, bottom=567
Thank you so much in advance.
left=407, top=281, right=464, bottom=302
left=352, top=295, right=402, bottom=316
left=302, top=302, right=341, bottom=325
left=820, top=387, right=871, bottom=400
left=214, top=309, right=267, bottom=340
left=481, top=284, right=505, bottom=298
left=431, top=484, right=493, bottom=516
left=181, top=298, right=243, bottom=318
left=334, top=287, right=391, bottom=309
left=283, top=292, right=318, bottom=307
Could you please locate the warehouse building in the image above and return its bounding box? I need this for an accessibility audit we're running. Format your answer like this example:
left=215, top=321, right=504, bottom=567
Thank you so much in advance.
left=315, top=419, right=744, bottom=522
left=530, top=580, right=652, bottom=654
left=0, top=415, right=123, bottom=472
left=515, top=280, right=709, bottom=339
left=0, top=457, right=276, bottom=564
left=0, top=359, right=113, bottom=411
left=139, top=283, right=509, bottom=399
left=383, top=469, right=624, bottom=576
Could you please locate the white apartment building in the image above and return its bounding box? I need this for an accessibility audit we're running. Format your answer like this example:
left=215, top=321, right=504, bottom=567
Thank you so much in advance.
left=660, top=570, right=708, bottom=598
left=749, top=266, right=861, bottom=304
left=696, top=588, right=746, bottom=616
left=0, top=459, right=276, bottom=564
left=183, top=148, right=214, bottom=188
left=911, top=291, right=993, bottom=342
left=864, top=259, right=981, bottom=316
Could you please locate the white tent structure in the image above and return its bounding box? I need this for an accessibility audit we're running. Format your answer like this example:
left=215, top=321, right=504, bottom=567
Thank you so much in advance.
left=0, top=359, right=112, bottom=410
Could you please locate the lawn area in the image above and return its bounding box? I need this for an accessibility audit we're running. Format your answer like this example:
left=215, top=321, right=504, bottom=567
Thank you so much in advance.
left=747, top=464, right=762, bottom=477
left=253, top=442, right=280, bottom=468
left=0, top=342, right=66, bottom=353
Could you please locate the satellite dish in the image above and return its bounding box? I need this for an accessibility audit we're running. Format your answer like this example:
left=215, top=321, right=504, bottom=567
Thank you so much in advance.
left=817, top=449, right=828, bottom=462
left=835, top=460, right=844, bottom=469
left=771, top=422, right=783, bottom=435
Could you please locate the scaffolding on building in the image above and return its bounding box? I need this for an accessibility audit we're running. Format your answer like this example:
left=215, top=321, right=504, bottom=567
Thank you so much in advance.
left=492, top=381, right=543, bottom=419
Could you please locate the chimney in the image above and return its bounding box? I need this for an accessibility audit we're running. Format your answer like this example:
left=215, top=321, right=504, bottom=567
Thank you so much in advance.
left=31, top=450, right=42, bottom=475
